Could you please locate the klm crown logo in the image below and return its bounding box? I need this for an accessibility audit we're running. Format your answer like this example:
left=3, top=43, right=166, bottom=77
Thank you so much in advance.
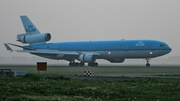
left=28, top=24, right=34, bottom=28
left=26, top=24, right=36, bottom=32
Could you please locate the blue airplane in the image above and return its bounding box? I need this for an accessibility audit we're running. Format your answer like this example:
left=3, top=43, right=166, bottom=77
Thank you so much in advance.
left=4, top=16, right=172, bottom=67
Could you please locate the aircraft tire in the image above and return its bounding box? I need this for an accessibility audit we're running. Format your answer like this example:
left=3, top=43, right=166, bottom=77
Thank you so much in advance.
left=88, top=62, right=98, bottom=67
left=79, top=62, right=85, bottom=66
left=69, top=63, right=73, bottom=66
left=146, top=63, right=150, bottom=67
left=69, top=62, right=80, bottom=66
left=94, top=62, right=98, bottom=66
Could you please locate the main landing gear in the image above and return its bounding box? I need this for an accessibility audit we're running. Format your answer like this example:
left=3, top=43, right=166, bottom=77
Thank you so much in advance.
left=69, top=62, right=85, bottom=66
left=69, top=61, right=98, bottom=67
left=88, top=62, right=98, bottom=66
left=146, top=58, right=150, bottom=67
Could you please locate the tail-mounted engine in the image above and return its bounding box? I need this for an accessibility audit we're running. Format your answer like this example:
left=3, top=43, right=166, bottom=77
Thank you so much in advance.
left=17, top=33, right=51, bottom=44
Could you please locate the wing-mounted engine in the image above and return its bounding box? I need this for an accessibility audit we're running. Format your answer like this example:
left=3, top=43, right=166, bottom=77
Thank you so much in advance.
left=17, top=33, right=51, bottom=44
left=109, top=58, right=125, bottom=63
left=78, top=54, right=96, bottom=63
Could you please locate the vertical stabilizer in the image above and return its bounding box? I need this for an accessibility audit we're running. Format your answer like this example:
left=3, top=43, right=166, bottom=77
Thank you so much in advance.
left=20, top=15, right=40, bottom=34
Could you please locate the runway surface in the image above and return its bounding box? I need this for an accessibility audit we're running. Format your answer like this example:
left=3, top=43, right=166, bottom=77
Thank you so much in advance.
left=0, top=64, right=180, bottom=79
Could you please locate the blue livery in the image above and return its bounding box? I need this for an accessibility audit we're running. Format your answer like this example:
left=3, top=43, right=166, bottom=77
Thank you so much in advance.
left=4, top=16, right=172, bottom=67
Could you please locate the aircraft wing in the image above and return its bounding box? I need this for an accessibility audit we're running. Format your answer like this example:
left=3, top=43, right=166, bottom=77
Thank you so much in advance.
left=17, top=50, right=80, bottom=55
left=18, top=49, right=101, bottom=60
left=4, top=43, right=101, bottom=60
left=16, top=50, right=101, bottom=57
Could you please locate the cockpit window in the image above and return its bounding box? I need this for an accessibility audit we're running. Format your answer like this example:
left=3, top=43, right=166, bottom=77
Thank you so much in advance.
left=160, top=44, right=164, bottom=47
left=160, top=44, right=168, bottom=47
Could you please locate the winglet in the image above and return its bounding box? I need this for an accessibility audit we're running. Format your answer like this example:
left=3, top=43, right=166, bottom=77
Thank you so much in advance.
left=4, top=43, right=13, bottom=52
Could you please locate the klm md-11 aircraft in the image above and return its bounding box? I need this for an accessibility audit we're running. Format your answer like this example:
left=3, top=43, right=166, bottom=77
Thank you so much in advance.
left=4, top=16, right=172, bottom=67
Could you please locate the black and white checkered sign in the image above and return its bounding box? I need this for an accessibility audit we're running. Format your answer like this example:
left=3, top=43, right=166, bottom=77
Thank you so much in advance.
left=84, top=70, right=94, bottom=76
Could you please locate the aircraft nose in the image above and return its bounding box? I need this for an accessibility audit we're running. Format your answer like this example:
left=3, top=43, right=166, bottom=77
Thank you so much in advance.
left=167, top=46, right=172, bottom=53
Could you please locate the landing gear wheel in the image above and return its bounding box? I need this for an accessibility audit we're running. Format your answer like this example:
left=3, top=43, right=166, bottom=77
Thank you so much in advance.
left=145, top=58, right=151, bottom=67
left=69, top=62, right=80, bottom=66
left=94, top=62, right=98, bottom=66
left=146, top=63, right=150, bottom=67
left=69, top=63, right=73, bottom=66
left=88, top=62, right=98, bottom=67
left=79, top=62, right=85, bottom=66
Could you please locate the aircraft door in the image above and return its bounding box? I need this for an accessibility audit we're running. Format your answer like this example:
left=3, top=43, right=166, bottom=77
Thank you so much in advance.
left=122, top=44, right=128, bottom=57
left=151, top=44, right=155, bottom=51
left=124, top=44, right=128, bottom=51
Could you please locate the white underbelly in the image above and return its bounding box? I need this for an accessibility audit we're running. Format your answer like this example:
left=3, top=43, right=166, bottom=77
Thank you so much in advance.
left=99, top=50, right=162, bottom=59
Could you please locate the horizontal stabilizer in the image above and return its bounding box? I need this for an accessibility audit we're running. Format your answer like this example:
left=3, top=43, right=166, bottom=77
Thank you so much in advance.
left=4, top=43, right=13, bottom=52
left=8, top=43, right=36, bottom=50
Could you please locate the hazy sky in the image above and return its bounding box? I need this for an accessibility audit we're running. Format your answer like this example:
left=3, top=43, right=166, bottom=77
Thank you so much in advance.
left=0, top=0, right=180, bottom=58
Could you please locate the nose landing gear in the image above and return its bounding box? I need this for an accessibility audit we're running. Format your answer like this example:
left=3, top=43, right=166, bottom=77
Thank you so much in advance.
left=146, top=58, right=151, bottom=67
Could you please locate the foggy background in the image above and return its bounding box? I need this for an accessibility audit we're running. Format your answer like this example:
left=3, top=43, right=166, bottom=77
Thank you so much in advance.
left=0, top=0, right=180, bottom=65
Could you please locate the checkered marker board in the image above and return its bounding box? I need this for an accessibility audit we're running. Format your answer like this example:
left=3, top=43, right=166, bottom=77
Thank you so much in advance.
left=84, top=70, right=94, bottom=76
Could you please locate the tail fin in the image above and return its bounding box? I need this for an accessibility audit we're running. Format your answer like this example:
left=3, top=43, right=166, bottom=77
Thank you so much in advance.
left=20, top=15, right=40, bottom=34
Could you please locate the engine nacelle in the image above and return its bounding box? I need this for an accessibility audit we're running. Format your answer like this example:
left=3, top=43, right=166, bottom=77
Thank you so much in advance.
left=78, top=54, right=96, bottom=62
left=17, top=33, right=51, bottom=44
left=109, top=58, right=125, bottom=63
